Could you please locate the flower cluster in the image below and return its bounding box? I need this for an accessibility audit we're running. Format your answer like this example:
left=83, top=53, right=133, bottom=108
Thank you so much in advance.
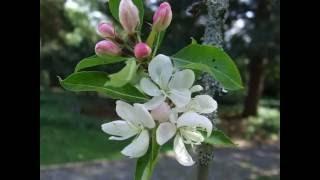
left=59, top=0, right=241, bottom=175
left=94, top=0, right=171, bottom=60
left=94, top=0, right=218, bottom=167
left=102, top=54, right=218, bottom=166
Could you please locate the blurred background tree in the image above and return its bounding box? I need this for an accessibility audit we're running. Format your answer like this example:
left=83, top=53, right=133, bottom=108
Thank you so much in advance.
left=225, top=0, right=280, bottom=117
left=40, top=0, right=107, bottom=86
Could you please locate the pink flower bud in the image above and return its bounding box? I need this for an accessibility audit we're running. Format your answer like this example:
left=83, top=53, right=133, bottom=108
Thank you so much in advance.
left=134, top=43, right=151, bottom=59
left=151, top=102, right=171, bottom=123
left=119, top=0, right=140, bottom=34
left=95, top=40, right=121, bottom=56
left=152, top=2, right=172, bottom=32
left=97, top=22, right=116, bottom=38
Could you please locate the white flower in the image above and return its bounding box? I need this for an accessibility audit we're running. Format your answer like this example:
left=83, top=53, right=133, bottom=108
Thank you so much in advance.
left=175, top=95, right=218, bottom=114
left=140, top=54, right=202, bottom=110
left=156, top=112, right=212, bottom=166
left=101, top=100, right=155, bottom=158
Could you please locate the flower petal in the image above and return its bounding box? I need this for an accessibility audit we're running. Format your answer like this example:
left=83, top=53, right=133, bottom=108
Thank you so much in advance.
left=148, top=54, right=173, bottom=88
left=193, top=95, right=218, bottom=114
left=168, top=89, right=191, bottom=108
left=169, top=109, right=178, bottom=124
left=173, top=134, right=195, bottom=166
left=168, top=69, right=195, bottom=90
left=173, top=105, right=187, bottom=113
left=177, top=112, right=213, bottom=137
left=133, top=104, right=156, bottom=129
left=101, top=120, right=139, bottom=140
left=143, top=95, right=166, bottom=110
left=140, top=78, right=161, bottom=96
left=121, top=129, right=149, bottom=158
left=190, top=85, right=203, bottom=93
left=156, top=122, right=176, bottom=145
left=116, top=100, right=139, bottom=126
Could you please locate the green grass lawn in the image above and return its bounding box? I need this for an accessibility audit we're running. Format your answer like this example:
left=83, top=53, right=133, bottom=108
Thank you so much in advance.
left=40, top=91, right=171, bottom=165
left=256, top=175, right=280, bottom=180
left=40, top=91, right=132, bottom=165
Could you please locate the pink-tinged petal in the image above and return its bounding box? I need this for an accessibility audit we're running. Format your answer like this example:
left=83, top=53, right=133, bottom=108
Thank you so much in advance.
left=152, top=2, right=172, bottom=31
left=95, top=40, right=121, bottom=56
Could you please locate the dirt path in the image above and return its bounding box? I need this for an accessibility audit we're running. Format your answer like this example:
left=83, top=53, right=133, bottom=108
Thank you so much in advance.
left=40, top=143, right=279, bottom=180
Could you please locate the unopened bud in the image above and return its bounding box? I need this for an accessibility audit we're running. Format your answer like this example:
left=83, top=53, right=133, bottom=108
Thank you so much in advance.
left=134, top=43, right=151, bottom=59
left=151, top=102, right=171, bottom=122
left=97, top=22, right=116, bottom=39
left=152, top=2, right=172, bottom=32
left=119, top=0, right=140, bottom=34
left=95, top=40, right=121, bottom=56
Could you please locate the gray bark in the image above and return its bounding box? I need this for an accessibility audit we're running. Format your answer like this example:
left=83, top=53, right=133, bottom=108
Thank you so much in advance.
left=202, top=0, right=228, bottom=47
left=196, top=0, right=229, bottom=180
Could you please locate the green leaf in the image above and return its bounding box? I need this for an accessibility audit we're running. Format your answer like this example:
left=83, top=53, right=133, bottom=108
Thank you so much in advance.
left=104, top=58, right=137, bottom=87
left=59, top=71, right=149, bottom=103
left=75, top=55, right=127, bottom=72
left=205, top=130, right=236, bottom=147
left=172, top=44, right=243, bottom=90
left=108, top=0, right=144, bottom=30
left=108, top=0, right=122, bottom=22
left=130, top=68, right=148, bottom=85
left=135, top=128, right=160, bottom=180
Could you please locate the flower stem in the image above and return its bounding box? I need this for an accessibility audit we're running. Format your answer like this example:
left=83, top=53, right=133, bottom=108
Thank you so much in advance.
left=152, top=33, right=161, bottom=58
left=137, top=32, right=142, bottom=42
left=146, top=29, right=157, bottom=47
left=134, top=127, right=160, bottom=180
left=147, top=127, right=160, bottom=179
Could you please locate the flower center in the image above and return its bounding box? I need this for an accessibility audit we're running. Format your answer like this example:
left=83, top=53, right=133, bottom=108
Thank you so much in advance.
left=179, top=127, right=204, bottom=147
left=160, top=89, right=169, bottom=97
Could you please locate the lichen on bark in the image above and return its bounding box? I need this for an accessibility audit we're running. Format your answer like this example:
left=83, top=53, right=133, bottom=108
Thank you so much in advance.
left=196, top=0, right=229, bottom=179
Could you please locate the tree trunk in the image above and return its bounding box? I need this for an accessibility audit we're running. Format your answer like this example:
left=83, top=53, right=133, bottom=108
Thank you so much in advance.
left=196, top=0, right=229, bottom=180
left=242, top=0, right=271, bottom=118
left=196, top=143, right=214, bottom=180
left=242, top=57, right=267, bottom=117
